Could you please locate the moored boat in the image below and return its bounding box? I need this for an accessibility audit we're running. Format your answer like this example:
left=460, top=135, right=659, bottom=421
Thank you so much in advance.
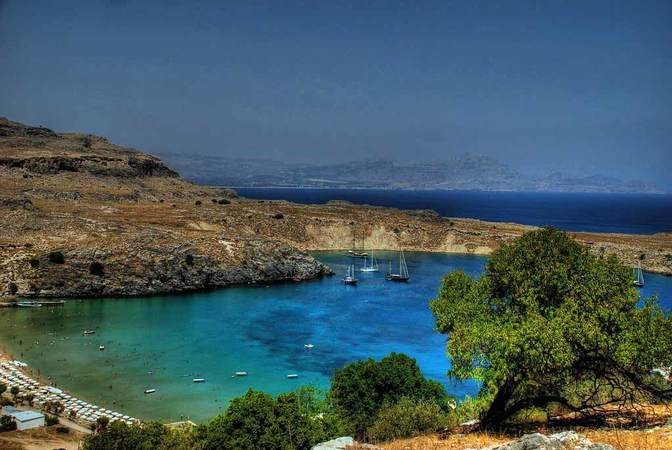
left=360, top=251, right=379, bottom=272
left=386, top=250, right=410, bottom=282
left=144, top=389, right=156, bottom=394
left=193, top=378, right=206, bottom=383
left=633, top=261, right=645, bottom=287
left=342, top=265, right=358, bottom=285
left=16, top=302, right=42, bottom=308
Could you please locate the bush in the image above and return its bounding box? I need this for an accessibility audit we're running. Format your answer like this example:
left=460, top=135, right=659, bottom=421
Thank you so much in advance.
left=8, top=283, right=17, bottom=295
left=329, top=353, right=448, bottom=437
left=368, top=397, right=449, bottom=442
left=195, top=200, right=202, bottom=206
left=273, top=213, right=284, bottom=219
left=82, top=421, right=193, bottom=450
left=198, top=389, right=335, bottom=450
left=0, top=415, right=16, bottom=432
left=218, top=198, right=230, bottom=205
left=185, top=254, right=194, bottom=266
left=29, top=258, right=40, bottom=268
left=48, top=251, right=65, bottom=264
left=46, top=415, right=59, bottom=426
left=9, top=386, right=19, bottom=396
left=89, top=261, right=105, bottom=276
left=56, top=426, right=70, bottom=434
left=0, top=383, right=6, bottom=395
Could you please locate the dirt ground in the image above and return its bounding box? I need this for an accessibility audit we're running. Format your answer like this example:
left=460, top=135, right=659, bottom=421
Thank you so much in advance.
left=0, top=426, right=84, bottom=450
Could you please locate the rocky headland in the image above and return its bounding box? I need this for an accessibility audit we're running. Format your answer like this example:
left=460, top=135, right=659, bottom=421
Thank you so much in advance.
left=1, top=118, right=670, bottom=298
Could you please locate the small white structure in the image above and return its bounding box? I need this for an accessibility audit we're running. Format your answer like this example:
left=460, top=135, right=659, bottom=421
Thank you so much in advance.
left=1, top=406, right=45, bottom=431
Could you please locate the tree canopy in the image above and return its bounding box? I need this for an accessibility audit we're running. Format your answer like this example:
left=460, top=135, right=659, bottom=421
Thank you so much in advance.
left=430, top=227, right=672, bottom=427
left=329, top=352, right=448, bottom=437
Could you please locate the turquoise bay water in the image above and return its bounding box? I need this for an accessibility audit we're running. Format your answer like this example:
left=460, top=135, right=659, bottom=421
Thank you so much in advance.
left=0, top=251, right=670, bottom=423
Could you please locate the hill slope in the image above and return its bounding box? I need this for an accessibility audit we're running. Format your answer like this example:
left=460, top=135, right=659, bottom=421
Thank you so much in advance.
left=1, top=118, right=670, bottom=298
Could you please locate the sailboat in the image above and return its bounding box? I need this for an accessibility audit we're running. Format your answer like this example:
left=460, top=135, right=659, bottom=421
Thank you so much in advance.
left=360, top=251, right=379, bottom=272
left=633, top=261, right=645, bottom=287
left=342, top=264, right=358, bottom=285
left=347, top=232, right=368, bottom=258
left=386, top=250, right=409, bottom=282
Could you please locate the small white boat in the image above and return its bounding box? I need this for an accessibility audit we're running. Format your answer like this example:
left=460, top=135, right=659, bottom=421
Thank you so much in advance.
left=83, top=330, right=95, bottom=336
left=287, top=374, right=299, bottom=379
left=360, top=252, right=379, bottom=272
left=633, top=261, right=645, bottom=287
left=235, top=371, right=248, bottom=377
left=144, top=389, right=156, bottom=394
left=17, top=302, right=42, bottom=308
left=99, top=346, right=105, bottom=351
left=342, top=265, right=358, bottom=285
left=193, top=378, right=205, bottom=383
left=304, top=344, right=314, bottom=349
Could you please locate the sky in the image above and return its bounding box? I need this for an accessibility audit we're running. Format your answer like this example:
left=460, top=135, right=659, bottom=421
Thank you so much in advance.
left=1, top=0, right=671, bottom=188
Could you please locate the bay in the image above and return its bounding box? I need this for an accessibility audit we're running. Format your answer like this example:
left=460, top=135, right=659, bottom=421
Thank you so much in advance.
left=0, top=252, right=670, bottom=423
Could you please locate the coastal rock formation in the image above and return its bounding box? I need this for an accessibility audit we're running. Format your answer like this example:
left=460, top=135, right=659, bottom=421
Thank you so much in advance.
left=0, top=118, right=670, bottom=298
left=0, top=118, right=329, bottom=298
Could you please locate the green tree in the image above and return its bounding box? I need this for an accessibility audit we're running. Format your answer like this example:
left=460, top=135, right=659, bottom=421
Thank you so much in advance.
left=9, top=386, right=19, bottom=396
left=368, top=397, right=449, bottom=442
left=430, top=227, right=672, bottom=428
left=199, top=389, right=282, bottom=450
left=82, top=421, right=192, bottom=450
left=197, top=388, right=332, bottom=450
left=0, top=383, right=6, bottom=395
left=329, top=353, right=448, bottom=437
left=0, top=415, right=17, bottom=432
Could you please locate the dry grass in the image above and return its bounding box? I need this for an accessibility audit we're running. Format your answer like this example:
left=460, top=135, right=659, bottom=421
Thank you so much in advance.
left=353, top=432, right=510, bottom=449
left=0, top=426, right=84, bottom=450
left=359, top=426, right=672, bottom=450
left=582, top=427, right=672, bottom=450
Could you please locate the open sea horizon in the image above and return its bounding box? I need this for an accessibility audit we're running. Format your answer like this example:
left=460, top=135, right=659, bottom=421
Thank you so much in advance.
left=233, top=188, right=672, bottom=235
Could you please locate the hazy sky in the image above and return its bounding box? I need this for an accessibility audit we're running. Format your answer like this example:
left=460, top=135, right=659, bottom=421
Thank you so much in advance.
left=1, top=1, right=670, bottom=187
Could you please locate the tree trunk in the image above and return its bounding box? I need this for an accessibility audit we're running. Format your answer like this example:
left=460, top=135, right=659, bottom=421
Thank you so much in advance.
left=479, top=379, right=517, bottom=429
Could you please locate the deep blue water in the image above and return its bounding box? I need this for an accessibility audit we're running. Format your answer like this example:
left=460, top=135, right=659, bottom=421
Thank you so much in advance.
left=1, top=251, right=670, bottom=423
left=235, top=188, right=672, bottom=235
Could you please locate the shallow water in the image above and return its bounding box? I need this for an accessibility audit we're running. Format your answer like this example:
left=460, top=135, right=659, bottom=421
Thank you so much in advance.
left=0, top=251, right=670, bottom=423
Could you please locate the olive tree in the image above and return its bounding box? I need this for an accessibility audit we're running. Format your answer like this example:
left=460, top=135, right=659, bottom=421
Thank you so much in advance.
left=431, top=227, right=672, bottom=428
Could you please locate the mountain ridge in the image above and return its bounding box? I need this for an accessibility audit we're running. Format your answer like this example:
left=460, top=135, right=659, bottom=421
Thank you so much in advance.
left=158, top=153, right=664, bottom=194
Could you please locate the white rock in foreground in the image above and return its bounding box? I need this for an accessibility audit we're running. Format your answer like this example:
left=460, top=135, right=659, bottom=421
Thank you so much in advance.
left=468, top=431, right=614, bottom=450
left=311, top=436, right=354, bottom=450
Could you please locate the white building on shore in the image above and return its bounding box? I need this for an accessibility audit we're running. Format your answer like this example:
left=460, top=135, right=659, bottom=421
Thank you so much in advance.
left=1, top=406, right=45, bottom=431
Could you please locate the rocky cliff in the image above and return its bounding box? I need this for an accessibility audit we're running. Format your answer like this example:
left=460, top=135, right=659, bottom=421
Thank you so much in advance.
left=1, top=118, right=670, bottom=298
left=0, top=118, right=330, bottom=298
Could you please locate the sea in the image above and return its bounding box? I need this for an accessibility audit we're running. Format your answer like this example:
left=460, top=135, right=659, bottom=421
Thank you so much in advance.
left=234, top=188, right=672, bottom=235
left=1, top=190, right=670, bottom=423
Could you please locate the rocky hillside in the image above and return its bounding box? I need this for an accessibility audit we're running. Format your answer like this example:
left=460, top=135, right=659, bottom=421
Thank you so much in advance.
left=0, top=118, right=330, bottom=297
left=1, top=118, right=670, bottom=298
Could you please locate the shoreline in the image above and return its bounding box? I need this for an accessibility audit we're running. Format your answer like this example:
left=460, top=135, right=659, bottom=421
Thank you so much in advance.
left=0, top=339, right=140, bottom=428
left=2, top=247, right=670, bottom=302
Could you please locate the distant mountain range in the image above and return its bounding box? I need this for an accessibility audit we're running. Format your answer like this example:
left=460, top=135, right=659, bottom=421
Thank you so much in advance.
left=157, top=153, right=665, bottom=194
